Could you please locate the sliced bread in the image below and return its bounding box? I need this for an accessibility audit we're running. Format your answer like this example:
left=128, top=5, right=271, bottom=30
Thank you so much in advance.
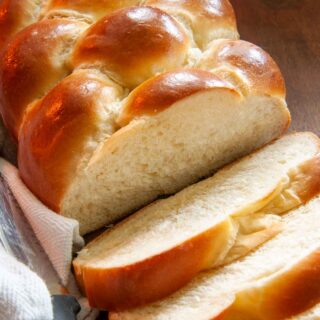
left=111, top=195, right=320, bottom=320
left=73, top=132, right=320, bottom=310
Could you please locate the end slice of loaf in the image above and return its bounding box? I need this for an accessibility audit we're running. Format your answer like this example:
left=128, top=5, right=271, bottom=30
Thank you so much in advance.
left=110, top=195, right=320, bottom=320
left=73, top=132, right=320, bottom=310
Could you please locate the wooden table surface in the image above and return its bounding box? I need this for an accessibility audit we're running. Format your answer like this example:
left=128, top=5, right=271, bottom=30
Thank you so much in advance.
left=231, top=0, right=320, bottom=135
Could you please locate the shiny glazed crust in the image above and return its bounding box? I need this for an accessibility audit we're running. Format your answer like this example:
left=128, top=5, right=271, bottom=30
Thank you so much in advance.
left=145, top=0, right=238, bottom=48
left=117, top=69, right=238, bottom=126
left=74, top=218, right=235, bottom=310
left=197, top=39, right=286, bottom=97
left=72, top=6, right=190, bottom=88
left=18, top=70, right=122, bottom=210
left=0, top=19, right=87, bottom=138
left=0, top=0, right=43, bottom=49
left=221, top=248, right=320, bottom=320
left=45, top=0, right=142, bottom=19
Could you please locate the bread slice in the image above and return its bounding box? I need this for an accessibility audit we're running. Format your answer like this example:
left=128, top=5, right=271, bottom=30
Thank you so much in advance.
left=73, top=132, right=320, bottom=310
left=18, top=39, right=290, bottom=235
left=110, top=195, right=320, bottom=320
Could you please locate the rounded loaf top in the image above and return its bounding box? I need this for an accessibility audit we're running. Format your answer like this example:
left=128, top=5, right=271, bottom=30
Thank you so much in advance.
left=117, top=68, right=239, bottom=126
left=144, top=0, right=239, bottom=48
left=0, top=18, right=88, bottom=139
left=198, top=39, right=286, bottom=97
left=0, top=0, right=42, bottom=48
left=45, top=0, right=142, bottom=19
left=72, top=6, right=190, bottom=89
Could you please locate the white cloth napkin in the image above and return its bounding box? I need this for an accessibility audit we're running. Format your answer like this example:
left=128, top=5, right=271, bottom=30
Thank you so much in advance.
left=0, top=158, right=98, bottom=320
left=0, top=248, right=53, bottom=320
left=0, top=158, right=84, bottom=284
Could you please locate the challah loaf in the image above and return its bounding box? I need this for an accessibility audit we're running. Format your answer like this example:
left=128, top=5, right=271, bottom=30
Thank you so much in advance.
left=0, top=1, right=290, bottom=235
left=18, top=41, right=289, bottom=235
left=0, top=1, right=316, bottom=318
left=73, top=132, right=320, bottom=310
left=110, top=195, right=320, bottom=320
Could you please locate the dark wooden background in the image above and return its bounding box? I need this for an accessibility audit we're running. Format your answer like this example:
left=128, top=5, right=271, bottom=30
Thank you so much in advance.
left=231, top=0, right=320, bottom=135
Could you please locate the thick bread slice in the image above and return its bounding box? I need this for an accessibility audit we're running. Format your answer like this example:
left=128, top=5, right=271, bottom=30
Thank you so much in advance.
left=73, top=132, right=320, bottom=310
left=18, top=39, right=289, bottom=235
left=110, top=196, right=320, bottom=320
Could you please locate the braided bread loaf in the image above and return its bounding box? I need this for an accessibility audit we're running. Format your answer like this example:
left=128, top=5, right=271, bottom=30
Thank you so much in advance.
left=0, top=0, right=290, bottom=234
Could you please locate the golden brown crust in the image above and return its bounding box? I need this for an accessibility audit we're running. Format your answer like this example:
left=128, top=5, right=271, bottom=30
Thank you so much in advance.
left=18, top=70, right=120, bottom=211
left=72, top=6, right=190, bottom=89
left=0, top=0, right=42, bottom=49
left=214, top=309, right=234, bottom=320
left=73, top=219, right=234, bottom=311
left=266, top=249, right=320, bottom=318
left=294, top=155, right=320, bottom=203
left=0, top=19, right=87, bottom=139
left=45, top=0, right=141, bottom=19
left=223, top=248, right=320, bottom=320
left=291, top=303, right=320, bottom=319
left=145, top=0, right=239, bottom=48
left=198, top=40, right=286, bottom=98
left=117, top=68, right=240, bottom=126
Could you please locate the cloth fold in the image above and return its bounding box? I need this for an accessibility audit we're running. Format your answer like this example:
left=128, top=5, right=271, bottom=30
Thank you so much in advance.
left=0, top=248, right=53, bottom=320
left=0, top=158, right=84, bottom=285
left=0, top=158, right=98, bottom=320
